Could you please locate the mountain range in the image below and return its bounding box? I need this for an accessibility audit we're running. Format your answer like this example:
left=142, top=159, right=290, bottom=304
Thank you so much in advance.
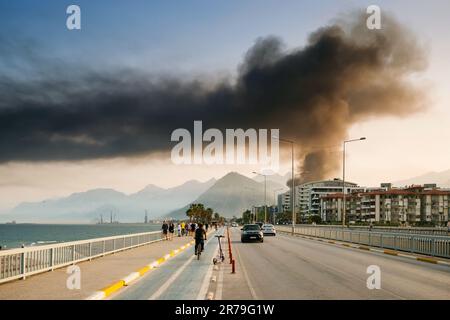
left=4, top=169, right=448, bottom=223
left=4, top=172, right=288, bottom=223
left=6, top=179, right=216, bottom=223
left=393, top=169, right=450, bottom=188
left=167, top=172, right=288, bottom=219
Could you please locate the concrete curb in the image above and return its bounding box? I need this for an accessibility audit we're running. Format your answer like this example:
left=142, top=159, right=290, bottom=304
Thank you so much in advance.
left=278, top=230, right=450, bottom=267
left=85, top=239, right=195, bottom=300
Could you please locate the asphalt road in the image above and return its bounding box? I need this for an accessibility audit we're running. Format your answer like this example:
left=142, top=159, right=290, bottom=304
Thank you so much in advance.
left=225, top=227, right=450, bottom=300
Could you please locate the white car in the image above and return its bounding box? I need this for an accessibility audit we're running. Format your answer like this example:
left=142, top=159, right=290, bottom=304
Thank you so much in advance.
left=262, top=224, right=276, bottom=236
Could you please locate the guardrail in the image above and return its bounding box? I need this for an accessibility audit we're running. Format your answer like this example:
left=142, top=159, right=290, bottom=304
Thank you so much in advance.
left=277, top=225, right=450, bottom=259
left=0, top=231, right=163, bottom=284
left=295, top=224, right=450, bottom=236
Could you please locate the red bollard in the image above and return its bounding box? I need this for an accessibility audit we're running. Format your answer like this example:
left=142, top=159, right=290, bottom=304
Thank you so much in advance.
left=231, top=259, right=236, bottom=274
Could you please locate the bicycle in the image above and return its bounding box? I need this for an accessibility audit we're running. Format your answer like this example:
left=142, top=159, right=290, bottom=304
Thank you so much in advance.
left=212, top=235, right=225, bottom=265
left=196, top=242, right=202, bottom=260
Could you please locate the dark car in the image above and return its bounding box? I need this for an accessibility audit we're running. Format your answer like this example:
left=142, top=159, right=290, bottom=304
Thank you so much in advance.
left=241, top=224, right=264, bottom=243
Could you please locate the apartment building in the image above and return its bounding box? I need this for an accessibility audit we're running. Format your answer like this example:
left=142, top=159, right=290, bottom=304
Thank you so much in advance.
left=277, top=191, right=291, bottom=213
left=296, top=179, right=359, bottom=220
left=320, top=184, right=450, bottom=225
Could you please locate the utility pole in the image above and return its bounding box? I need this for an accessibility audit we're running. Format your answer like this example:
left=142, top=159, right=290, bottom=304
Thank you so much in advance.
left=253, top=171, right=268, bottom=224
left=272, top=135, right=296, bottom=235
left=342, top=137, right=366, bottom=226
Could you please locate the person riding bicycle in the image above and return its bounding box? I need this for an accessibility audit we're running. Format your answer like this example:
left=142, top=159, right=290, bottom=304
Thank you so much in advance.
left=194, top=223, right=207, bottom=255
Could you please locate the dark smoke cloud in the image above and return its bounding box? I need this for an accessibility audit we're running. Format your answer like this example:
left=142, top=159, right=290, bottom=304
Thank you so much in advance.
left=0, top=12, right=427, bottom=183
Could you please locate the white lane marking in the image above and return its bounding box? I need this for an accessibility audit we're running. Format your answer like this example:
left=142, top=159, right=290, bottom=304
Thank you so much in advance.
left=215, top=261, right=224, bottom=300
left=196, top=244, right=219, bottom=300
left=122, top=272, right=140, bottom=285
left=232, top=230, right=258, bottom=300
left=86, top=291, right=106, bottom=300
left=148, top=253, right=196, bottom=300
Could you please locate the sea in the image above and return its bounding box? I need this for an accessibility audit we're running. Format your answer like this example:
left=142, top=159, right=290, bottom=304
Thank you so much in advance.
left=0, top=223, right=162, bottom=249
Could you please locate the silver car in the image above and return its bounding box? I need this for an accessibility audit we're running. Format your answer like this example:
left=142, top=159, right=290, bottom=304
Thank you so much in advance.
left=262, top=224, right=276, bottom=236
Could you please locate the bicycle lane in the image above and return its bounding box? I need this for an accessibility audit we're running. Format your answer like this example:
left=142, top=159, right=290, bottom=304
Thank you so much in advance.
left=111, top=229, right=221, bottom=300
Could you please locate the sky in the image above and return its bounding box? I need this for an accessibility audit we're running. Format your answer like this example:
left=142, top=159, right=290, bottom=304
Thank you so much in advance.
left=0, top=0, right=450, bottom=211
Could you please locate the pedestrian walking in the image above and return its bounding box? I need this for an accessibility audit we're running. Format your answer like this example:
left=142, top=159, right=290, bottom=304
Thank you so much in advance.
left=162, top=220, right=169, bottom=240
left=169, top=222, right=175, bottom=240
left=177, top=223, right=182, bottom=237
left=190, top=222, right=196, bottom=236
left=181, top=221, right=185, bottom=236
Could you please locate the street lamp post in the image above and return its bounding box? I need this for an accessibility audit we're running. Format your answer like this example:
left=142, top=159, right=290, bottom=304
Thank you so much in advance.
left=253, top=172, right=268, bottom=223
left=273, top=136, right=296, bottom=235
left=342, top=137, right=366, bottom=227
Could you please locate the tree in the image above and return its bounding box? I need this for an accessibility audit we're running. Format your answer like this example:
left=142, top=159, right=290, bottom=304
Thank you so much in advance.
left=308, top=215, right=322, bottom=224
left=186, top=206, right=194, bottom=221
left=205, top=208, right=213, bottom=223
left=276, top=211, right=292, bottom=224
left=186, top=203, right=216, bottom=224
left=242, top=210, right=252, bottom=224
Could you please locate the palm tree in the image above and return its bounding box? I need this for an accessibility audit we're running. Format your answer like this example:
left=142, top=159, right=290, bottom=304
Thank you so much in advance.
left=205, top=208, right=213, bottom=223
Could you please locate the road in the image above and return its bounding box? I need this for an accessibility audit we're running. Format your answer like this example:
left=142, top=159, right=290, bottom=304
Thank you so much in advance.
left=112, top=230, right=222, bottom=300
left=111, top=227, right=449, bottom=300
left=224, top=227, right=450, bottom=299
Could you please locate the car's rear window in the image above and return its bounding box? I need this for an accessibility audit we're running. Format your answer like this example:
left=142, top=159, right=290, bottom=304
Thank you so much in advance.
left=243, top=225, right=260, bottom=230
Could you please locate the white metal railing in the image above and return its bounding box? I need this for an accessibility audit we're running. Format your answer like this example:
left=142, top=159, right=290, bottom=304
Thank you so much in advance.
left=292, top=224, right=449, bottom=236
left=0, top=231, right=163, bottom=284
left=276, top=225, right=450, bottom=259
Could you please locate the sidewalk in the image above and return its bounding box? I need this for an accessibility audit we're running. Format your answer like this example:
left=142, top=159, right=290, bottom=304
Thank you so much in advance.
left=0, top=235, right=194, bottom=300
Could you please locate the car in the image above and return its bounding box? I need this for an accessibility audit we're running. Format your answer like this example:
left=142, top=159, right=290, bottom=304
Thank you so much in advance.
left=231, top=222, right=238, bottom=227
left=241, top=224, right=264, bottom=243
left=262, top=224, right=276, bottom=236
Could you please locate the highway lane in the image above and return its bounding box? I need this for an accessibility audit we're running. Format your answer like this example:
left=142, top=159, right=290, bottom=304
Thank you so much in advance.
left=112, top=230, right=222, bottom=300
left=225, top=227, right=450, bottom=300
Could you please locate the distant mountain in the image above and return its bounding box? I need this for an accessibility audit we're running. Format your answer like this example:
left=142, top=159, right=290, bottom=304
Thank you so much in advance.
left=393, top=169, right=450, bottom=188
left=128, top=179, right=216, bottom=216
left=168, top=172, right=289, bottom=219
left=252, top=172, right=290, bottom=187
left=10, top=188, right=128, bottom=223
left=7, top=179, right=216, bottom=223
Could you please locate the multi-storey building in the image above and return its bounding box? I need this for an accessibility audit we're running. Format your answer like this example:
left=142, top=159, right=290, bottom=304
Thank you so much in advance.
left=296, top=179, right=359, bottom=220
left=277, top=191, right=291, bottom=213
left=320, top=184, right=450, bottom=225
left=421, top=189, right=450, bottom=224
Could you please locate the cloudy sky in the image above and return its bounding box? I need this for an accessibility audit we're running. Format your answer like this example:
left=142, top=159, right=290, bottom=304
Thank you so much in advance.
left=0, top=0, right=449, bottom=212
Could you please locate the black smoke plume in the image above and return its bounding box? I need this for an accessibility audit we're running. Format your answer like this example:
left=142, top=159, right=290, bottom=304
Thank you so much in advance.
left=0, top=12, right=427, bottom=183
